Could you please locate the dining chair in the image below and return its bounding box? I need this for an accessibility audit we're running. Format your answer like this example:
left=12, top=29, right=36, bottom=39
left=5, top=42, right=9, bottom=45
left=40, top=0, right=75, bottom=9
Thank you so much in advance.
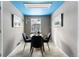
left=22, top=33, right=31, bottom=52
left=43, top=33, right=51, bottom=51
left=30, top=35, right=44, bottom=56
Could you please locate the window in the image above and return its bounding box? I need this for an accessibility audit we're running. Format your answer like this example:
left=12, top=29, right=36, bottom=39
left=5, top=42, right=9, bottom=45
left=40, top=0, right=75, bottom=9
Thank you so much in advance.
left=31, top=18, right=41, bottom=33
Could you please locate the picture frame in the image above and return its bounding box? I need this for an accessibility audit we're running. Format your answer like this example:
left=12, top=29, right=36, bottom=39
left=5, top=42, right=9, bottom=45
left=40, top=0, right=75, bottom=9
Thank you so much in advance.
left=11, top=14, right=23, bottom=28
left=53, top=13, right=64, bottom=27
left=31, top=18, right=41, bottom=33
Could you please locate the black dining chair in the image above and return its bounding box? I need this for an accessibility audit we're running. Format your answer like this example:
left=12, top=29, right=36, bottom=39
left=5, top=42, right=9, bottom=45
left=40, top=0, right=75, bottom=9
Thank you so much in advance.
left=30, top=35, right=44, bottom=56
left=22, top=33, right=31, bottom=52
left=43, top=33, right=51, bottom=51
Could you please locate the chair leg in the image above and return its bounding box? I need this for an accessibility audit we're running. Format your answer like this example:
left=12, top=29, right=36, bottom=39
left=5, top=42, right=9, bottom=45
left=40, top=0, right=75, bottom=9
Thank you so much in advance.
left=40, top=47, right=44, bottom=57
left=47, top=43, right=50, bottom=51
left=30, top=47, right=33, bottom=57
left=23, top=43, right=26, bottom=52
left=30, top=45, right=32, bottom=52
left=43, top=44, right=45, bottom=52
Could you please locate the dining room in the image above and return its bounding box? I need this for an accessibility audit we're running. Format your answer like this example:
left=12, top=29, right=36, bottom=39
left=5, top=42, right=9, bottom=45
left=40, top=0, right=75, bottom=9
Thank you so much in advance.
left=2, top=1, right=79, bottom=57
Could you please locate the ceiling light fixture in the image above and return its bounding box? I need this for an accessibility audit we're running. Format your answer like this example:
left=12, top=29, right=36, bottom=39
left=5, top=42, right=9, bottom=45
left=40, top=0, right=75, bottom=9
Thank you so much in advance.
left=24, top=3, right=52, bottom=8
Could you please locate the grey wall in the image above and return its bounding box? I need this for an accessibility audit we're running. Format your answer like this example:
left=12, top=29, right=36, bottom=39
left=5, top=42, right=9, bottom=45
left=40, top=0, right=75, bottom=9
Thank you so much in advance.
left=24, top=16, right=51, bottom=36
left=3, top=2, right=24, bottom=57
left=0, top=2, right=1, bottom=56
left=51, top=1, right=78, bottom=57
left=78, top=1, right=79, bottom=57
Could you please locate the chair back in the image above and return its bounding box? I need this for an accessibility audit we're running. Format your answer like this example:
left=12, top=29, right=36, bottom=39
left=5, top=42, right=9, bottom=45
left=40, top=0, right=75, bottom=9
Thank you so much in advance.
left=47, top=33, right=51, bottom=42
left=31, top=36, right=43, bottom=48
left=22, top=33, right=28, bottom=42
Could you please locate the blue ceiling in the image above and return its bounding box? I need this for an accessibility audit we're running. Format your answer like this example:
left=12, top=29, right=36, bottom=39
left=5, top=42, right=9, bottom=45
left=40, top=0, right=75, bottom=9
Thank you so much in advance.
left=11, top=1, right=64, bottom=16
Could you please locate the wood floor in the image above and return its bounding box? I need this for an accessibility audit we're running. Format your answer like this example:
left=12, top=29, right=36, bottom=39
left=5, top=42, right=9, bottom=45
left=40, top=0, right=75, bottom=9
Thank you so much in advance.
left=8, top=41, right=68, bottom=57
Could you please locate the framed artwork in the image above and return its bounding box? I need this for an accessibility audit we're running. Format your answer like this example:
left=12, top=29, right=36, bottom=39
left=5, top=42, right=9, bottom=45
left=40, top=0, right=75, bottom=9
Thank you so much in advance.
left=53, top=13, right=64, bottom=27
left=31, top=18, right=41, bottom=33
left=12, top=14, right=23, bottom=27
